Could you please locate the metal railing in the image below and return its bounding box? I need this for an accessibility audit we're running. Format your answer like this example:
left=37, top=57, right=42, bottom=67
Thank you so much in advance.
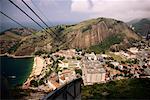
left=42, top=78, right=82, bottom=100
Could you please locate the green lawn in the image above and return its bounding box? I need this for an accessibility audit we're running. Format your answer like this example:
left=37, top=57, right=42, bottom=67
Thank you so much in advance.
left=82, top=78, right=150, bottom=99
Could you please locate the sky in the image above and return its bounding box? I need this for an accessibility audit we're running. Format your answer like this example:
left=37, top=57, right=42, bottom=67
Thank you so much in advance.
left=0, top=0, right=150, bottom=29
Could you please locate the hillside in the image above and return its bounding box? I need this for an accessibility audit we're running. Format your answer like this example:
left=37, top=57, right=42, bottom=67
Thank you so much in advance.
left=0, top=17, right=141, bottom=56
left=63, top=18, right=140, bottom=49
left=0, top=28, right=36, bottom=54
left=82, top=78, right=150, bottom=99
left=128, top=18, right=150, bottom=36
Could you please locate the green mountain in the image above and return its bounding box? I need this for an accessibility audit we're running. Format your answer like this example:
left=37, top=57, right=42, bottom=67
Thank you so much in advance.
left=128, top=18, right=150, bottom=36
left=0, top=17, right=141, bottom=56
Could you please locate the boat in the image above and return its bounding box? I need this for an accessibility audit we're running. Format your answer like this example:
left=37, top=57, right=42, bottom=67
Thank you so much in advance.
left=8, top=76, right=16, bottom=79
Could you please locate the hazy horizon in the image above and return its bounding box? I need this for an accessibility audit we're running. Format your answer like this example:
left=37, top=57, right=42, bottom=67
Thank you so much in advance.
left=0, top=0, right=150, bottom=32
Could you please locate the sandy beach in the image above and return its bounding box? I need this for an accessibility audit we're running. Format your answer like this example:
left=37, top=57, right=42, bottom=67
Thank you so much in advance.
left=33, top=56, right=45, bottom=76
left=22, top=56, right=45, bottom=89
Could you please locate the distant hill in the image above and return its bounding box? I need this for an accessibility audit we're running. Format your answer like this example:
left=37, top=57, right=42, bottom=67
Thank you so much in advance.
left=128, top=18, right=150, bottom=36
left=0, top=28, right=36, bottom=54
left=0, top=17, right=141, bottom=56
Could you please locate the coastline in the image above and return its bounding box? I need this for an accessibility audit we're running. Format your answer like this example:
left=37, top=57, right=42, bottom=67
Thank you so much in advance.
left=22, top=56, right=45, bottom=89
left=1, top=56, right=34, bottom=86
left=0, top=53, right=33, bottom=58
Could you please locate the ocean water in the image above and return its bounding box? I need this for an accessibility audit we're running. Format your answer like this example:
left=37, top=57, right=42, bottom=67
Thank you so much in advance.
left=0, top=56, right=33, bottom=86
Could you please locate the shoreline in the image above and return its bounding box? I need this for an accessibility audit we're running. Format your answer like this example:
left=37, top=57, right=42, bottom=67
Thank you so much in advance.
left=22, top=56, right=45, bottom=89
left=1, top=55, right=34, bottom=86
left=0, top=53, right=33, bottom=58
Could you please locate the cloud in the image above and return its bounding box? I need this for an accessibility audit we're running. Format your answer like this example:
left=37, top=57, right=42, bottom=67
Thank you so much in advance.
left=71, top=0, right=89, bottom=12
left=0, top=0, right=150, bottom=25
left=71, top=0, right=150, bottom=21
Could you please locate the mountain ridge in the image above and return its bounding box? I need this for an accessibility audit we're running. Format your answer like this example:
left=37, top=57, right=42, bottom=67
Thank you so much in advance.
left=127, top=18, right=150, bottom=36
left=0, top=17, right=141, bottom=56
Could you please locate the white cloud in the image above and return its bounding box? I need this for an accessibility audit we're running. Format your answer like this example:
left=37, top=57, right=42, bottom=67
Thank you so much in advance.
left=71, top=0, right=150, bottom=21
left=71, top=0, right=90, bottom=12
left=1, top=0, right=150, bottom=24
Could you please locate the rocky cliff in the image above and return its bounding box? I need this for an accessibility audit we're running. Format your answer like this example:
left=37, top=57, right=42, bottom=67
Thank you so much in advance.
left=0, top=17, right=141, bottom=56
left=63, top=18, right=140, bottom=49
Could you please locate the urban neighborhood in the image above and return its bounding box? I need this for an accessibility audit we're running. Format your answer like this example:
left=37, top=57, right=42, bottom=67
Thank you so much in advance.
left=22, top=41, right=150, bottom=95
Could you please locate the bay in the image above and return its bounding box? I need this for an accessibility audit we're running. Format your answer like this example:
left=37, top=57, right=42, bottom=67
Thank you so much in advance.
left=0, top=56, right=33, bottom=86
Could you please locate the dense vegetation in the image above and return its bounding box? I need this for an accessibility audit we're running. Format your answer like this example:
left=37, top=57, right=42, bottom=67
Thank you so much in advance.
left=8, top=42, right=22, bottom=53
left=131, top=18, right=150, bottom=36
left=75, top=69, right=82, bottom=76
left=87, top=34, right=123, bottom=53
left=82, top=78, right=150, bottom=99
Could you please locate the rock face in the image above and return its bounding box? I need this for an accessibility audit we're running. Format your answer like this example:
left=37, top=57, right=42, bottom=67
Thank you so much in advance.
left=65, top=18, right=140, bottom=49
left=0, top=17, right=141, bottom=56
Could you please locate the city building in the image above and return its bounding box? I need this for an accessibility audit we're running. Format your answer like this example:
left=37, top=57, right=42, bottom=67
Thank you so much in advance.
left=82, top=60, right=106, bottom=85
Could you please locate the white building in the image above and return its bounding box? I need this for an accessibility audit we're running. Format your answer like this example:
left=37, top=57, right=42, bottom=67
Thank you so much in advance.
left=58, top=60, right=69, bottom=69
left=85, top=52, right=97, bottom=60
left=82, top=60, right=106, bottom=85
left=110, top=62, right=119, bottom=66
left=58, top=60, right=81, bottom=69
left=118, top=65, right=123, bottom=70
left=128, top=47, right=139, bottom=54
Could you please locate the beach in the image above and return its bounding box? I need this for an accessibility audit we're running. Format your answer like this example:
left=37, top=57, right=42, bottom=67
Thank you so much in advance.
left=22, top=56, right=45, bottom=89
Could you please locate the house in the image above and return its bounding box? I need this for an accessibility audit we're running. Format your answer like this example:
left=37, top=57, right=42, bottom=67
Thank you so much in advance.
left=101, top=54, right=109, bottom=58
left=58, top=59, right=81, bottom=69
left=68, top=60, right=81, bottom=69
left=47, top=73, right=60, bottom=90
left=118, top=65, right=123, bottom=70
left=45, top=58, right=52, bottom=65
left=110, top=62, right=119, bottom=66
left=126, top=51, right=137, bottom=59
left=128, top=47, right=139, bottom=54
left=58, top=60, right=69, bottom=69
left=144, top=67, right=150, bottom=76
left=96, top=54, right=104, bottom=62
left=59, top=75, right=66, bottom=85
left=85, top=52, right=97, bottom=60
left=47, top=80, right=60, bottom=90
left=58, top=69, right=76, bottom=84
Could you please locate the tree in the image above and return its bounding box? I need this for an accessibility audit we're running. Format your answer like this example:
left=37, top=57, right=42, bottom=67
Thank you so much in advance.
left=39, top=79, right=44, bottom=85
left=72, top=56, right=75, bottom=59
left=76, top=48, right=82, bottom=52
left=76, top=56, right=82, bottom=60
left=108, top=64, right=115, bottom=69
left=75, top=69, right=82, bottom=76
left=121, top=61, right=125, bottom=64
left=30, top=80, right=38, bottom=87
left=58, top=56, right=65, bottom=61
